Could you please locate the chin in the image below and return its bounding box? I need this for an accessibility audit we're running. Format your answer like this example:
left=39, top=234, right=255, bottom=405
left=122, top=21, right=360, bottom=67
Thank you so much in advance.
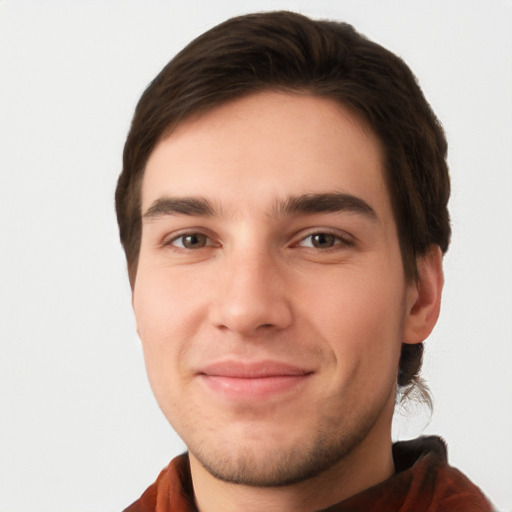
left=187, top=413, right=376, bottom=487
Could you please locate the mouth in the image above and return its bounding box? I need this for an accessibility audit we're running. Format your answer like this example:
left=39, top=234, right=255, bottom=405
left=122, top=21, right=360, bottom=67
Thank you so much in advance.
left=197, top=360, right=314, bottom=400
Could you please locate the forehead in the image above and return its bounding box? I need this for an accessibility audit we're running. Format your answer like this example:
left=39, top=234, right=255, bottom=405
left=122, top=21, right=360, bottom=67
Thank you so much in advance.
left=141, top=92, right=390, bottom=218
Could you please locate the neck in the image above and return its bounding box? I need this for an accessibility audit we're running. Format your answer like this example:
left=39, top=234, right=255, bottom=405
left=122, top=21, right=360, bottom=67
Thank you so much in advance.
left=189, top=413, right=395, bottom=512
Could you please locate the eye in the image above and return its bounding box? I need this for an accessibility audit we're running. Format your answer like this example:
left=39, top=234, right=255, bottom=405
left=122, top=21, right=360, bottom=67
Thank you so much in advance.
left=297, top=232, right=349, bottom=249
left=169, top=232, right=212, bottom=249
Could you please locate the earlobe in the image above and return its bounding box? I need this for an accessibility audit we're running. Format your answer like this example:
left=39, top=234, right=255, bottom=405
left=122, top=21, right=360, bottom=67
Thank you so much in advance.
left=403, top=245, right=444, bottom=344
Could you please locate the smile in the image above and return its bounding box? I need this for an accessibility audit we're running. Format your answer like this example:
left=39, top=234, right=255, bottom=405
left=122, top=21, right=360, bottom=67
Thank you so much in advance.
left=197, top=360, right=314, bottom=400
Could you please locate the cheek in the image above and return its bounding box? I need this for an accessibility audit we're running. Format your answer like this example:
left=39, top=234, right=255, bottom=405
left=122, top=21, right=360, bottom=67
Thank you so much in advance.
left=134, top=261, right=206, bottom=338
left=133, top=268, right=206, bottom=394
left=299, top=267, right=406, bottom=372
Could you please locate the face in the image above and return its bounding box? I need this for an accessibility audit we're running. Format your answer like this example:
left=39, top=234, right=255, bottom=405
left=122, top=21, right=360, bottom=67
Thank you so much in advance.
left=133, top=92, right=418, bottom=486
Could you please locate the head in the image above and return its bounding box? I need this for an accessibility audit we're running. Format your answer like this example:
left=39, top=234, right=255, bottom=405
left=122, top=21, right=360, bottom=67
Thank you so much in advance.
left=115, top=10, right=450, bottom=489
left=116, top=10, right=450, bottom=401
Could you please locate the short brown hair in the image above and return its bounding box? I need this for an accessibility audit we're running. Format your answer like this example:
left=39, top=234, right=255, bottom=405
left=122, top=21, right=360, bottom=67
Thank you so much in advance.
left=116, top=10, right=450, bottom=400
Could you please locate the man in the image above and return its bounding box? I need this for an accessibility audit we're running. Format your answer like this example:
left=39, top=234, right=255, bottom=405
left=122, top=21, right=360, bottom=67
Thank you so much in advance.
left=116, top=11, right=492, bottom=512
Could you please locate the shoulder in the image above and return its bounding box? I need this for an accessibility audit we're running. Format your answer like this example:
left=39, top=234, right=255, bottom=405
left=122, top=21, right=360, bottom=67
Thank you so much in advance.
left=122, top=453, right=195, bottom=512
left=394, top=436, right=494, bottom=512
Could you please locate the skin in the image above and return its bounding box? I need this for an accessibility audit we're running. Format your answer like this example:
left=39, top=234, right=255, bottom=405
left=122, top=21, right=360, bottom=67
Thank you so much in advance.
left=133, top=92, right=443, bottom=512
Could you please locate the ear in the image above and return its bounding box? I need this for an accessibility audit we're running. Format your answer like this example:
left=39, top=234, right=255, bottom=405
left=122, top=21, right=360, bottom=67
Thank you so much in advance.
left=403, top=245, right=444, bottom=344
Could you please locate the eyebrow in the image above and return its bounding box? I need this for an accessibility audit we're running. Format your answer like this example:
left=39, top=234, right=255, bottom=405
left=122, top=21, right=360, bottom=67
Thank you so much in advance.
left=274, top=193, right=377, bottom=220
left=142, top=193, right=377, bottom=221
left=143, top=197, right=215, bottom=219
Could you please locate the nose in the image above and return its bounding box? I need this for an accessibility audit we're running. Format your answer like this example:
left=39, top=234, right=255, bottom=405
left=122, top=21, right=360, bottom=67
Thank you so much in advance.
left=210, top=249, right=293, bottom=337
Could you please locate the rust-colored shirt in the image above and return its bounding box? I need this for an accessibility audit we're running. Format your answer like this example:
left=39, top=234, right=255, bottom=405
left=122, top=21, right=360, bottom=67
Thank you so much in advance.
left=123, top=436, right=493, bottom=512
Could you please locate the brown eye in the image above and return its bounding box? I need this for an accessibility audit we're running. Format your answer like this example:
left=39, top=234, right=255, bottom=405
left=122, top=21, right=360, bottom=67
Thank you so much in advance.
left=296, top=231, right=353, bottom=250
left=299, top=232, right=344, bottom=249
left=310, top=233, right=337, bottom=248
left=172, top=233, right=209, bottom=249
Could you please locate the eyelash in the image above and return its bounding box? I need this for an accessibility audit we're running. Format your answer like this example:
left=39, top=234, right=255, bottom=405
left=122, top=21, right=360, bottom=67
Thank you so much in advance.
left=163, top=229, right=353, bottom=252
left=163, top=231, right=218, bottom=250
left=295, top=231, right=354, bottom=250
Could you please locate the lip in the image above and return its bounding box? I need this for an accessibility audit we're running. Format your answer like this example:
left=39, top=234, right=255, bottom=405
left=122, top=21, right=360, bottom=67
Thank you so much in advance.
left=197, top=360, right=313, bottom=400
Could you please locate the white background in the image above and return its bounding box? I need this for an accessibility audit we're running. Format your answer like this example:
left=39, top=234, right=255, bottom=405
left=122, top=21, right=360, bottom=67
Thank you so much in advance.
left=1, top=1, right=511, bottom=511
